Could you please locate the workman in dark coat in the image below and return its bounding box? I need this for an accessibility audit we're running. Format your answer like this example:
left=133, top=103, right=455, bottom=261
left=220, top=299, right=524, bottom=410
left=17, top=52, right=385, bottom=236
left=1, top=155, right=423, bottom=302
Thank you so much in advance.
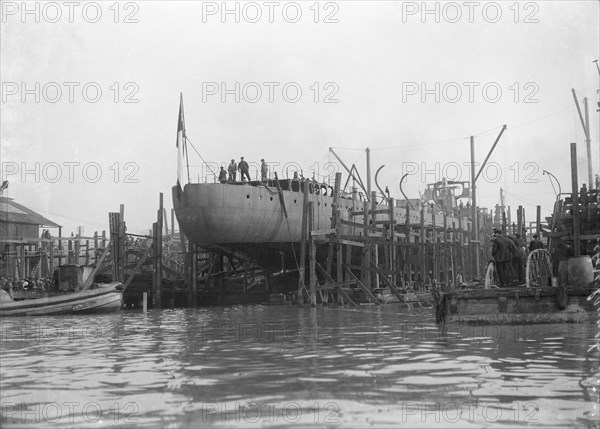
left=238, top=157, right=251, bottom=182
left=492, top=229, right=518, bottom=287
left=529, top=234, right=544, bottom=251
left=218, top=166, right=227, bottom=183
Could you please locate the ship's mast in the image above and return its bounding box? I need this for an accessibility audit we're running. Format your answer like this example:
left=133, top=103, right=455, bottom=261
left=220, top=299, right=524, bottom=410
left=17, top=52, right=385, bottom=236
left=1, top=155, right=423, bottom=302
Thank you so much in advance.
left=182, top=95, right=191, bottom=184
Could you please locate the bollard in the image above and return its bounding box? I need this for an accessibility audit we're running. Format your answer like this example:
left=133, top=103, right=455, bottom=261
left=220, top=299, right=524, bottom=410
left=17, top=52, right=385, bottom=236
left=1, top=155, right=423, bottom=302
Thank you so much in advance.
left=142, top=292, right=147, bottom=313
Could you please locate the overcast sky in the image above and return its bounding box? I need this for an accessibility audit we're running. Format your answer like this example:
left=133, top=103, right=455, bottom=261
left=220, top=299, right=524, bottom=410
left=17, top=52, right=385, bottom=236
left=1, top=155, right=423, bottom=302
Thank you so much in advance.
left=1, top=1, right=599, bottom=235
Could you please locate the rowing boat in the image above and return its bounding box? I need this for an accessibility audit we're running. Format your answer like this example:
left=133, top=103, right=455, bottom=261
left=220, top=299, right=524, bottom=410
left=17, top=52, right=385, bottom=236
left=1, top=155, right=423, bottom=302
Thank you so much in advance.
left=0, top=282, right=123, bottom=317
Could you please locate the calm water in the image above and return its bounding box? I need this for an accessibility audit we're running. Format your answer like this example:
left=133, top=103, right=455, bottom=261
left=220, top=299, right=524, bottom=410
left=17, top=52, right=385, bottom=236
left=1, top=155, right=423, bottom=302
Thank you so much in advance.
left=1, top=305, right=598, bottom=428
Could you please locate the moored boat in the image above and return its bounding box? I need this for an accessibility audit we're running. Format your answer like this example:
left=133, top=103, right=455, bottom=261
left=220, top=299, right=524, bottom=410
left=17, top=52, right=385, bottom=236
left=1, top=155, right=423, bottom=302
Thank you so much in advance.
left=0, top=282, right=123, bottom=317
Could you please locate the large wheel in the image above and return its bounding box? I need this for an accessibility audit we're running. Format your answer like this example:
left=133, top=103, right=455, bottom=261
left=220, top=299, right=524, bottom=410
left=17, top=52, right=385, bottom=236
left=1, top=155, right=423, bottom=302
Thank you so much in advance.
left=526, top=249, right=553, bottom=288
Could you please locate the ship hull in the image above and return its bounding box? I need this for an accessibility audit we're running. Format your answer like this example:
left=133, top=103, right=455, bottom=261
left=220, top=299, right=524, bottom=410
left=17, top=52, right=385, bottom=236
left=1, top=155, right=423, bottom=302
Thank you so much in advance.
left=173, top=181, right=346, bottom=244
left=172, top=181, right=470, bottom=269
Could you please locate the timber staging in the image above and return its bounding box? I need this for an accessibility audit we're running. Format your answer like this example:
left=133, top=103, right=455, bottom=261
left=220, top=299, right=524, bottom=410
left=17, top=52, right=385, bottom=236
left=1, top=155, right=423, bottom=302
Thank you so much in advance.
left=433, top=285, right=597, bottom=325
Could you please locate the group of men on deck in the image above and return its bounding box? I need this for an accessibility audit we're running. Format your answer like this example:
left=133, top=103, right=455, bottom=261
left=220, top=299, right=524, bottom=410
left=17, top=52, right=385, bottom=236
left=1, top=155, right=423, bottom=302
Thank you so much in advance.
left=218, top=157, right=269, bottom=184
left=491, top=228, right=545, bottom=287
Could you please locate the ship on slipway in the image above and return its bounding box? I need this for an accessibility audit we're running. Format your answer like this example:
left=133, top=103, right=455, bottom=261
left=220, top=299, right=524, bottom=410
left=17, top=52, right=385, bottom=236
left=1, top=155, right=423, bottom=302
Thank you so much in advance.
left=171, top=96, right=473, bottom=297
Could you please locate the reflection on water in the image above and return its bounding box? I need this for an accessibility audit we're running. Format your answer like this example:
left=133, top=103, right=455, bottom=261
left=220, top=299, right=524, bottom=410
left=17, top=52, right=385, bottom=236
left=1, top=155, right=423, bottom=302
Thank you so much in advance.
left=1, top=305, right=598, bottom=428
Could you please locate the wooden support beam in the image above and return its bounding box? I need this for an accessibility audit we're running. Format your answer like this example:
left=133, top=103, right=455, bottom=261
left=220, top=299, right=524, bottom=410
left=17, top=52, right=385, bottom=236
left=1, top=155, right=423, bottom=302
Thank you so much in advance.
left=155, top=194, right=163, bottom=308
left=80, top=241, right=112, bottom=291
left=389, top=198, right=396, bottom=286
left=191, top=241, right=198, bottom=308
left=432, top=208, right=437, bottom=282
left=343, top=263, right=380, bottom=305
left=308, top=202, right=317, bottom=306
left=443, top=212, right=448, bottom=287
left=119, top=205, right=126, bottom=282
left=109, top=212, right=120, bottom=282
left=369, top=261, right=406, bottom=303
left=570, top=143, right=581, bottom=256
left=57, top=226, right=63, bottom=267
left=327, top=172, right=342, bottom=279
left=171, top=208, right=175, bottom=238
left=152, top=222, right=158, bottom=306
left=371, top=191, right=379, bottom=289
left=297, top=182, right=309, bottom=304
left=451, top=220, right=458, bottom=287
left=362, top=200, right=370, bottom=288
left=122, top=244, right=152, bottom=292
left=93, top=231, right=98, bottom=264
left=316, top=263, right=357, bottom=307
left=420, top=205, right=426, bottom=290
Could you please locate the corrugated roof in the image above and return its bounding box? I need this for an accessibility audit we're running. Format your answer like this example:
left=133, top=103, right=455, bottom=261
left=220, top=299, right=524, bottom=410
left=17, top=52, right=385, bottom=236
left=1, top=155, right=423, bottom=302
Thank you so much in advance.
left=0, top=197, right=60, bottom=227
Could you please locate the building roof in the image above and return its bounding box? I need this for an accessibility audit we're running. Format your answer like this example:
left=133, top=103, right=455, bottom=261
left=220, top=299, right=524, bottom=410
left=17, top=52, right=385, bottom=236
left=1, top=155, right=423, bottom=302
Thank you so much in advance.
left=0, top=197, right=60, bottom=227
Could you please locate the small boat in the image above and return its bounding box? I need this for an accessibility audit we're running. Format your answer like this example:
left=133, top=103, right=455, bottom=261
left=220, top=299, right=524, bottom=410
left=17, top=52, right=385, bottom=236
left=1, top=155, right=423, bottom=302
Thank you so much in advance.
left=0, top=282, right=123, bottom=317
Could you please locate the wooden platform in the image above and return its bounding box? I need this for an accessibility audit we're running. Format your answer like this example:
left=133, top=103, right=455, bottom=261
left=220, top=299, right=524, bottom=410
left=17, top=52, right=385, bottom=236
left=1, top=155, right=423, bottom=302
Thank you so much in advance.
left=436, top=285, right=597, bottom=324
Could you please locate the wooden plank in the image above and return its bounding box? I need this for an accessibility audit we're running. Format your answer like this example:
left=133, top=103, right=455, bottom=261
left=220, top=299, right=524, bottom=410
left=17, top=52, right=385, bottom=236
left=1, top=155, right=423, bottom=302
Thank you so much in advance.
left=311, top=229, right=336, bottom=236
left=373, top=219, right=397, bottom=225
left=340, top=219, right=384, bottom=232
left=350, top=209, right=391, bottom=216
left=342, top=263, right=380, bottom=305
left=337, top=239, right=364, bottom=247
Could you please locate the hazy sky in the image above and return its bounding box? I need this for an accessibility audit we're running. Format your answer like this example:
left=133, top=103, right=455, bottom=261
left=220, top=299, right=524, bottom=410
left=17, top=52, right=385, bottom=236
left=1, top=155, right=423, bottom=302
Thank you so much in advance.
left=1, top=0, right=599, bottom=235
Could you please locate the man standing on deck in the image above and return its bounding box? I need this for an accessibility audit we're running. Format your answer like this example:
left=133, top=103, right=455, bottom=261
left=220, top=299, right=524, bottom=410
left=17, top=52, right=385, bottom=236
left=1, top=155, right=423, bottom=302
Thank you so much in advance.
left=228, top=159, right=237, bottom=182
left=218, top=166, right=227, bottom=183
left=260, top=159, right=268, bottom=184
left=238, top=157, right=251, bottom=182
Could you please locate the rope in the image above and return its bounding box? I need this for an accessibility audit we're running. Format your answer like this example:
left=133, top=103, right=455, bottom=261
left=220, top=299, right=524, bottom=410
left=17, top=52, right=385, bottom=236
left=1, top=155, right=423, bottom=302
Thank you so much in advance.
left=185, top=136, right=218, bottom=181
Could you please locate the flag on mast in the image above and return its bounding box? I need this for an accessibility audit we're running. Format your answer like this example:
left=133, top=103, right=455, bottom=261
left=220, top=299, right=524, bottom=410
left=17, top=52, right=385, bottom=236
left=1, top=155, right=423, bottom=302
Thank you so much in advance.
left=176, top=93, right=186, bottom=187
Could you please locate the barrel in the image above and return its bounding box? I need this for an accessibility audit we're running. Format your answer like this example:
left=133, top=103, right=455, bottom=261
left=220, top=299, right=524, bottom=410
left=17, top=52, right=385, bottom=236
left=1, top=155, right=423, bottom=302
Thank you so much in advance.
left=567, top=256, right=594, bottom=285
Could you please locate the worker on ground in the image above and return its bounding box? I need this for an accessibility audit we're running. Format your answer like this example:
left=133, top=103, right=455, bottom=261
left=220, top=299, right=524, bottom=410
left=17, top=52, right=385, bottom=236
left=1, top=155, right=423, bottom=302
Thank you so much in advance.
left=492, top=229, right=517, bottom=287
left=238, top=157, right=251, bottom=183
left=227, top=159, right=237, bottom=182
left=529, top=233, right=544, bottom=251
